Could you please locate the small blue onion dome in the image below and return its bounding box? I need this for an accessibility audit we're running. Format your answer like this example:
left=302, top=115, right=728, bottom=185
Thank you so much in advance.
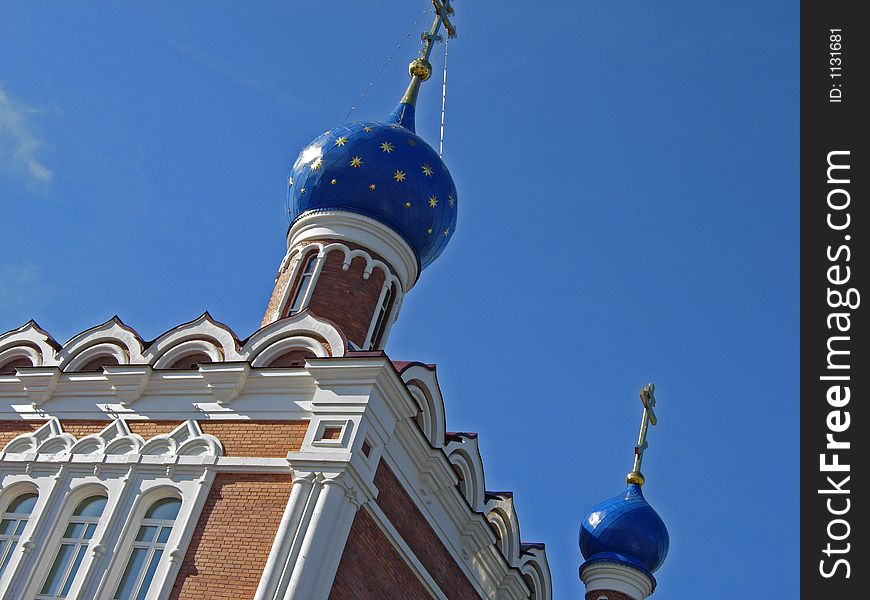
left=579, top=484, right=669, bottom=579
left=286, top=102, right=458, bottom=270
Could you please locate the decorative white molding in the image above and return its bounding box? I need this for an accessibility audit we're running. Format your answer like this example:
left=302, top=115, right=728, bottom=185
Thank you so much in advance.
left=287, top=211, right=418, bottom=292
left=399, top=365, right=446, bottom=449
left=145, top=313, right=242, bottom=367
left=580, top=561, right=654, bottom=600
left=445, top=435, right=485, bottom=512
left=519, top=546, right=552, bottom=600
left=485, top=495, right=521, bottom=566
left=57, top=317, right=145, bottom=371
left=0, top=346, right=42, bottom=370
left=0, top=321, right=58, bottom=369
left=198, top=362, right=250, bottom=405
left=16, top=367, right=61, bottom=407
left=245, top=312, right=346, bottom=362
left=103, top=365, right=152, bottom=406
left=1, top=418, right=223, bottom=461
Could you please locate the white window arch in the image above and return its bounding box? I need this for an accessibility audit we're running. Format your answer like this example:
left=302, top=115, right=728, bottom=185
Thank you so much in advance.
left=287, top=252, right=319, bottom=316
left=368, top=284, right=393, bottom=349
left=0, top=491, right=39, bottom=577
left=38, top=494, right=108, bottom=599
left=112, top=497, right=182, bottom=600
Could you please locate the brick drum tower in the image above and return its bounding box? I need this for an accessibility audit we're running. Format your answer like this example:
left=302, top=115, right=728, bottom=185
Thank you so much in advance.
left=0, top=2, right=553, bottom=599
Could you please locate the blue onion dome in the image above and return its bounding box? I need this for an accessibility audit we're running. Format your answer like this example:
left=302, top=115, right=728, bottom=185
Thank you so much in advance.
left=579, top=484, right=669, bottom=579
left=286, top=102, right=458, bottom=271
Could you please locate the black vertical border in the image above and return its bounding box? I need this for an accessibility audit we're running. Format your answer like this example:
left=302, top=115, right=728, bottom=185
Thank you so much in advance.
left=801, top=1, right=869, bottom=595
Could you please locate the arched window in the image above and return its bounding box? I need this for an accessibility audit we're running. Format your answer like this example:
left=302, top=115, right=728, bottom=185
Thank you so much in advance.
left=265, top=348, right=316, bottom=368
left=39, top=494, right=107, bottom=598
left=78, top=355, right=120, bottom=372
left=166, top=352, right=213, bottom=370
left=0, top=492, right=38, bottom=577
left=112, top=498, right=181, bottom=600
left=369, top=285, right=393, bottom=348
left=287, top=253, right=318, bottom=316
left=0, top=357, right=33, bottom=375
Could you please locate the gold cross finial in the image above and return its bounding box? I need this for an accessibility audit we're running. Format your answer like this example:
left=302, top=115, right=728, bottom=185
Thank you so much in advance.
left=400, top=0, right=457, bottom=106
left=626, top=383, right=657, bottom=486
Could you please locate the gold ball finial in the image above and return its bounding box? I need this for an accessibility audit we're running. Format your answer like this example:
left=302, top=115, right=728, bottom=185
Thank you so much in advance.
left=408, top=58, right=433, bottom=81
left=626, top=471, right=645, bottom=486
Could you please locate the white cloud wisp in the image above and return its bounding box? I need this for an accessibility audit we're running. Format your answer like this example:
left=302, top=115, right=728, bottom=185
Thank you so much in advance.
left=0, top=83, right=53, bottom=185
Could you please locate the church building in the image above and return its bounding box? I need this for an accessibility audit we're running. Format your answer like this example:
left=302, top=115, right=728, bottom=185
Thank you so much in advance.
left=0, top=2, right=667, bottom=599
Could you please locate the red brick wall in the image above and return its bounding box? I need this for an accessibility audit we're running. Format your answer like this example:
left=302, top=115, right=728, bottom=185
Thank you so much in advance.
left=261, top=257, right=297, bottom=327
left=260, top=240, right=395, bottom=347
left=586, top=590, right=636, bottom=600
left=0, top=420, right=307, bottom=458
left=329, top=510, right=432, bottom=600
left=0, top=421, right=40, bottom=447
left=374, top=462, right=481, bottom=600
left=168, top=473, right=293, bottom=600
left=306, top=250, right=387, bottom=348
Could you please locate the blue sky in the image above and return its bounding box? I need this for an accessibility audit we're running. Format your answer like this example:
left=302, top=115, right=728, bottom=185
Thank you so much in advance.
left=1, top=1, right=798, bottom=598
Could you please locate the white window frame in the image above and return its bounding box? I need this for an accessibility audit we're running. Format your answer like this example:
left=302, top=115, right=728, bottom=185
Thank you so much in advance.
left=109, top=495, right=183, bottom=600
left=0, top=484, right=39, bottom=580
left=0, top=419, right=222, bottom=600
left=36, top=492, right=109, bottom=599
left=286, top=251, right=323, bottom=317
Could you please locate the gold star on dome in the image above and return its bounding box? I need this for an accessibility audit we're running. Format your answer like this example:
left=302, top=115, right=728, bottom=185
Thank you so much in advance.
left=380, top=141, right=395, bottom=153
left=369, top=184, right=376, bottom=191
left=422, top=164, right=433, bottom=177
left=427, top=228, right=433, bottom=235
left=311, top=158, right=322, bottom=171
left=288, top=176, right=293, bottom=186
left=335, top=136, right=348, bottom=147
left=300, top=187, right=306, bottom=195
left=405, top=201, right=412, bottom=208
left=443, top=228, right=450, bottom=237
left=363, top=126, right=373, bottom=132
left=350, top=156, right=362, bottom=167
left=331, top=179, right=337, bottom=185
left=407, top=138, right=417, bottom=147
left=394, top=170, right=406, bottom=182
left=448, top=194, right=455, bottom=207
left=428, top=196, right=437, bottom=208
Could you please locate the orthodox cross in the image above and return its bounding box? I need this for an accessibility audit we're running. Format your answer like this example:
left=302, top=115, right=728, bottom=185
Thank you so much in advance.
left=401, top=0, right=457, bottom=105
left=420, top=0, right=456, bottom=61
left=626, top=383, right=658, bottom=486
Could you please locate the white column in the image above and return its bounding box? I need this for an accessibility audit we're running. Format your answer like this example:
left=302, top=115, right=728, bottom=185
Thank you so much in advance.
left=281, top=472, right=365, bottom=600
left=253, top=471, right=318, bottom=600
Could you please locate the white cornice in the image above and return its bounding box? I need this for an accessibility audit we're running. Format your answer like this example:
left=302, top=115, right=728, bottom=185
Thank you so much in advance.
left=0, top=354, right=551, bottom=599
left=580, top=561, right=654, bottom=600
left=287, top=210, right=419, bottom=292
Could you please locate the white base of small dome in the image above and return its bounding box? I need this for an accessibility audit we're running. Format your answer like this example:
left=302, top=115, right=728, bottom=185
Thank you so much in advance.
left=580, top=562, right=654, bottom=600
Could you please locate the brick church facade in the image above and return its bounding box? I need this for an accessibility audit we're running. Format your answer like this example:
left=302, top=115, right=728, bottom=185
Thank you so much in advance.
left=0, top=4, right=554, bottom=599
left=1, top=3, right=670, bottom=599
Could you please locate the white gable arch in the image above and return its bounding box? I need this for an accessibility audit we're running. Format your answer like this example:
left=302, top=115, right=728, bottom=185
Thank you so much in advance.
left=399, top=364, right=446, bottom=449
left=57, top=317, right=144, bottom=371
left=144, top=313, right=242, bottom=367
left=445, top=436, right=486, bottom=512
left=244, top=311, right=346, bottom=364
left=0, top=321, right=60, bottom=368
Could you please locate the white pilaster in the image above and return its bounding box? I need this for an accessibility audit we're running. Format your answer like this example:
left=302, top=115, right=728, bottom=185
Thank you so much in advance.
left=281, top=472, right=365, bottom=599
